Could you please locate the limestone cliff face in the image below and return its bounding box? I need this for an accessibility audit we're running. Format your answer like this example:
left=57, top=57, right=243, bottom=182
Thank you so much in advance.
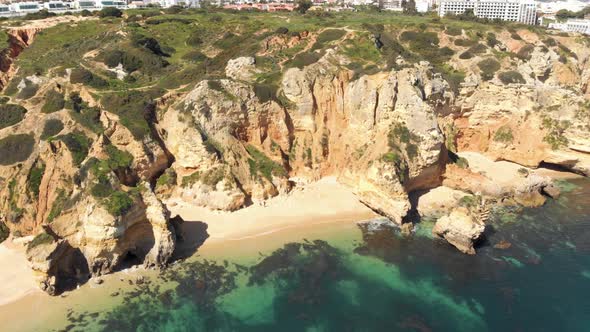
left=1, top=24, right=590, bottom=292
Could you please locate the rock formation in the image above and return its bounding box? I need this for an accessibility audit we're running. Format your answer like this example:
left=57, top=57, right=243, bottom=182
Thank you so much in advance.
left=433, top=208, right=486, bottom=255
left=0, top=16, right=589, bottom=292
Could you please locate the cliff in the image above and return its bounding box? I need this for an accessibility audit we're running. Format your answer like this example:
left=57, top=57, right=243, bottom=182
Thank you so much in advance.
left=0, top=12, right=588, bottom=293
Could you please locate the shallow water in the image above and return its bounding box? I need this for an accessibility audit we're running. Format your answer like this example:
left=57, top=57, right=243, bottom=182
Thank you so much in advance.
left=54, top=178, right=590, bottom=331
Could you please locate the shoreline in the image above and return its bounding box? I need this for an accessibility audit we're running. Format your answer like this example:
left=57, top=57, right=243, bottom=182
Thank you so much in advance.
left=0, top=167, right=583, bottom=309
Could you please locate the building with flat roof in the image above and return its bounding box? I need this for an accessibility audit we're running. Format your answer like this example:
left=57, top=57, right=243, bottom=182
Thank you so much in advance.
left=10, top=1, right=40, bottom=12
left=438, top=0, right=537, bottom=25
left=549, top=19, right=590, bottom=35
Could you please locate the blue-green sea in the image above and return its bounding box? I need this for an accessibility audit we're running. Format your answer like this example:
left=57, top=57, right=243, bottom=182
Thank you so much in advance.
left=60, top=178, right=590, bottom=332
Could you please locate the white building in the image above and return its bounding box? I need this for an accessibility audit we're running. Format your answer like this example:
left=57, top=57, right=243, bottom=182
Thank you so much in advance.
left=538, top=0, right=588, bottom=15
left=379, top=0, right=403, bottom=11
left=549, top=19, right=590, bottom=35
left=438, top=0, right=537, bottom=25
left=44, top=1, right=69, bottom=11
left=0, top=4, right=11, bottom=14
left=96, top=0, right=127, bottom=9
left=10, top=1, right=41, bottom=12
left=73, top=0, right=98, bottom=10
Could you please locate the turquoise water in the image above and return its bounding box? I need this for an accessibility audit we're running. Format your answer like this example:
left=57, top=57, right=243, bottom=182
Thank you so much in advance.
left=62, top=178, right=590, bottom=332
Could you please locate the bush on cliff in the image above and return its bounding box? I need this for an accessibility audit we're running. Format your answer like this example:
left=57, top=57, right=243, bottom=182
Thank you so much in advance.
left=27, top=162, right=45, bottom=199
left=0, top=133, right=35, bottom=165
left=105, top=191, right=134, bottom=216
left=27, top=232, right=54, bottom=251
left=0, top=104, right=28, bottom=129
left=477, top=58, right=500, bottom=81
left=57, top=132, right=92, bottom=166
left=0, top=221, right=8, bottom=243
left=99, top=7, right=123, bottom=18
left=493, top=125, right=514, bottom=143
left=499, top=71, right=526, bottom=85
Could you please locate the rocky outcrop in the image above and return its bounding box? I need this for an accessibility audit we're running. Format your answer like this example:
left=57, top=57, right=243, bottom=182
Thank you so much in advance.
left=2, top=23, right=589, bottom=295
left=433, top=208, right=485, bottom=255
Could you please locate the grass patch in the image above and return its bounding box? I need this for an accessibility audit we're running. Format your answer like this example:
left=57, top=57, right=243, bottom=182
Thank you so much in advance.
left=246, top=144, right=287, bottom=181
left=41, top=90, right=65, bottom=113
left=0, top=104, right=27, bottom=129
left=0, top=133, right=35, bottom=165
left=493, top=125, right=514, bottom=143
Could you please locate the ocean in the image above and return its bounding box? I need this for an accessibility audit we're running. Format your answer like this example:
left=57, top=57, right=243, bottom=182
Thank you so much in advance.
left=56, top=177, right=590, bottom=332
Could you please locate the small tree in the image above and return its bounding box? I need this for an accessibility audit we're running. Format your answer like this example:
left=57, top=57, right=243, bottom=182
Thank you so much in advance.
left=99, top=7, right=122, bottom=18
left=402, top=0, right=417, bottom=15
left=296, top=0, right=312, bottom=14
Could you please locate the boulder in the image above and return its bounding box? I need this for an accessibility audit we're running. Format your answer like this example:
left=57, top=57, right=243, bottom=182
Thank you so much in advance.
left=433, top=208, right=485, bottom=255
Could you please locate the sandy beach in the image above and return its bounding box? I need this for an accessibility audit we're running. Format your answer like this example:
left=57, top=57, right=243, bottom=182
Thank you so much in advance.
left=170, top=176, right=377, bottom=243
left=0, top=178, right=376, bottom=330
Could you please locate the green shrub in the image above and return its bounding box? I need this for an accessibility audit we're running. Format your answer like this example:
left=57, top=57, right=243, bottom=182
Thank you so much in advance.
left=105, top=191, right=134, bottom=216
left=486, top=32, right=499, bottom=48
left=543, top=38, right=557, bottom=47
left=510, top=32, right=522, bottom=40
left=467, top=43, right=487, bottom=55
left=57, top=132, right=91, bottom=166
left=454, top=38, right=476, bottom=47
left=516, top=44, right=534, bottom=60
left=17, top=81, right=38, bottom=100
left=459, top=51, right=473, bottom=59
left=41, top=90, right=65, bottom=113
left=0, top=96, right=9, bottom=104
left=186, top=31, right=204, bottom=47
left=102, top=50, right=142, bottom=73
left=181, top=50, right=208, bottom=63
left=246, top=145, right=287, bottom=181
left=493, top=125, right=514, bottom=143
left=0, top=221, right=8, bottom=243
left=70, top=67, right=107, bottom=88
left=41, top=119, right=64, bottom=140
left=105, top=144, right=133, bottom=169
left=445, top=27, right=462, bottom=36
left=499, top=71, right=526, bottom=85
left=0, top=104, right=27, bottom=129
left=287, top=51, right=322, bottom=69
left=27, top=232, right=54, bottom=251
left=46, top=189, right=67, bottom=222
left=381, top=152, right=400, bottom=163
left=99, top=7, right=122, bottom=18
left=101, top=89, right=164, bottom=139
left=27, top=162, right=45, bottom=199
left=253, top=83, right=278, bottom=103
left=156, top=168, right=177, bottom=188
left=477, top=58, right=500, bottom=81
left=0, top=133, right=35, bottom=165
left=23, top=9, right=55, bottom=21
left=311, top=29, right=346, bottom=51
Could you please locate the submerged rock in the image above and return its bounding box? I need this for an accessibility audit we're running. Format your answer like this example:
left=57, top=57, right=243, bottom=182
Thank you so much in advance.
left=433, top=208, right=485, bottom=255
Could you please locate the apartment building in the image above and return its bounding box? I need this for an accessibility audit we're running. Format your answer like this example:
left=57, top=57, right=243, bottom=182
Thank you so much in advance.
left=438, top=0, right=537, bottom=25
left=549, top=19, right=590, bottom=35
